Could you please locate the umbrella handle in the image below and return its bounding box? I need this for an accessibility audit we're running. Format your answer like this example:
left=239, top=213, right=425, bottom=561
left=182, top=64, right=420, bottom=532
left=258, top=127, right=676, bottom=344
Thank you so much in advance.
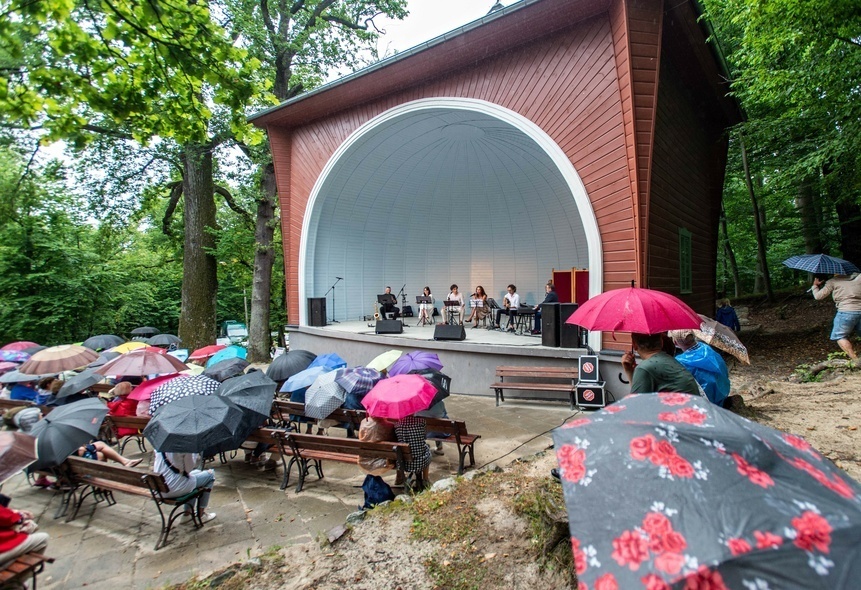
left=618, top=372, right=629, bottom=384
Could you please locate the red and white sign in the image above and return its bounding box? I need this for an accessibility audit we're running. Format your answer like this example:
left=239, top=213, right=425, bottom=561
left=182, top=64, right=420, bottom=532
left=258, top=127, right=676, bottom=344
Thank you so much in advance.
left=582, top=362, right=594, bottom=374
left=583, top=389, right=595, bottom=402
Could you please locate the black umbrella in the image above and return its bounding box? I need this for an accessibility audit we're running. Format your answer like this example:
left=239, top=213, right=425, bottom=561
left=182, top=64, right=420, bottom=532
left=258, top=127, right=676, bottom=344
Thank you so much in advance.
left=29, top=398, right=108, bottom=470
left=147, top=334, right=182, bottom=346
left=57, top=368, right=105, bottom=398
left=21, top=345, right=47, bottom=355
left=143, top=394, right=244, bottom=454
left=0, top=369, right=44, bottom=384
left=148, top=374, right=220, bottom=415
left=130, top=326, right=158, bottom=336
left=204, top=358, right=250, bottom=382
left=87, top=351, right=121, bottom=368
left=266, top=349, right=316, bottom=382
left=216, top=371, right=276, bottom=437
left=81, top=334, right=125, bottom=351
left=407, top=368, right=451, bottom=407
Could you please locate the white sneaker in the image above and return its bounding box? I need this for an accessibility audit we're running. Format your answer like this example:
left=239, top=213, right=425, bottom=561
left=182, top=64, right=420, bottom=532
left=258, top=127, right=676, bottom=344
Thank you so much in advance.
left=179, top=511, right=194, bottom=524
left=198, top=512, right=217, bottom=524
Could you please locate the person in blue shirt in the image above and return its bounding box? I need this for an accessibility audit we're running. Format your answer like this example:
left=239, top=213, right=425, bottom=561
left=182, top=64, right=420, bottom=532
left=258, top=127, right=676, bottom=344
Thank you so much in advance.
left=715, top=298, right=741, bottom=332
left=671, top=331, right=730, bottom=407
left=9, top=382, right=38, bottom=402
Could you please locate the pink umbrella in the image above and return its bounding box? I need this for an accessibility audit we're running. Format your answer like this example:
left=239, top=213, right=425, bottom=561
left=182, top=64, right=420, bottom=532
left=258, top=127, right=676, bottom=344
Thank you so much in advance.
left=95, top=349, right=188, bottom=377
left=189, top=344, right=226, bottom=360
left=0, top=361, right=17, bottom=374
left=361, top=374, right=437, bottom=419
left=1, top=341, right=39, bottom=351
left=566, top=286, right=701, bottom=335
left=129, top=374, right=188, bottom=401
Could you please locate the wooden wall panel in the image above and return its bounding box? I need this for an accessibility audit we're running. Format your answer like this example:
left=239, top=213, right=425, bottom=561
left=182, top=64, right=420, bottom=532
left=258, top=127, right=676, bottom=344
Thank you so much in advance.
left=273, top=14, right=638, bottom=333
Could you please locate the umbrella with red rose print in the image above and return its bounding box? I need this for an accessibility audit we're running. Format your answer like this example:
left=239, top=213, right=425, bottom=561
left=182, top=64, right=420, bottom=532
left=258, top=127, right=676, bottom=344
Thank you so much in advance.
left=553, top=393, right=861, bottom=590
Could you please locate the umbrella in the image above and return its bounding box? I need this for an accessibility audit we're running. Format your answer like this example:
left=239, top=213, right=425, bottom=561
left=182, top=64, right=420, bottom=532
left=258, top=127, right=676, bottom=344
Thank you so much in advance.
left=334, top=367, right=382, bottom=395
left=147, top=334, right=182, bottom=347
left=216, top=371, right=277, bottom=435
left=783, top=253, right=859, bottom=275
left=111, top=341, right=148, bottom=354
left=366, top=349, right=403, bottom=372
left=407, top=368, right=451, bottom=407
left=304, top=371, right=347, bottom=420
left=266, top=349, right=316, bottom=381
left=144, top=394, right=244, bottom=454
left=2, top=341, right=39, bottom=351
left=149, top=374, right=220, bottom=415
left=0, top=370, right=44, bottom=384
left=361, top=374, right=437, bottom=419
left=19, top=344, right=99, bottom=375
left=0, top=361, right=17, bottom=374
left=204, top=358, right=250, bottom=382
left=130, top=326, right=159, bottom=336
left=388, top=351, right=443, bottom=376
left=167, top=348, right=189, bottom=363
left=0, top=431, right=38, bottom=485
left=87, top=351, right=121, bottom=368
left=29, top=398, right=108, bottom=470
left=188, top=344, right=226, bottom=360
left=566, top=286, right=701, bottom=334
left=0, top=350, right=30, bottom=363
left=552, top=393, right=861, bottom=589
left=81, top=334, right=125, bottom=351
left=280, top=366, right=330, bottom=393
left=96, top=348, right=187, bottom=377
left=307, top=352, right=347, bottom=371
left=21, top=345, right=46, bottom=355
left=206, top=345, right=247, bottom=368
left=57, top=368, right=105, bottom=398
left=695, top=314, right=749, bottom=364
left=129, top=374, right=187, bottom=401
left=181, top=364, right=205, bottom=376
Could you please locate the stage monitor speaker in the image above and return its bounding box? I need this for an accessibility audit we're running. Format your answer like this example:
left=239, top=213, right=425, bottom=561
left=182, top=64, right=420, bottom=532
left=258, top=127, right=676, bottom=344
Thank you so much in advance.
left=433, top=324, right=466, bottom=341
left=307, top=297, right=327, bottom=327
left=559, top=303, right=580, bottom=348
left=375, top=319, right=403, bottom=334
left=541, top=303, right=561, bottom=348
left=575, top=382, right=606, bottom=408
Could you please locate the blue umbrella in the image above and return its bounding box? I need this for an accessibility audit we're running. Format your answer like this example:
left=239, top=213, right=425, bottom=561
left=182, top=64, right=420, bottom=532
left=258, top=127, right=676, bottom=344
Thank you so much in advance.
left=307, top=353, right=347, bottom=371
left=335, top=367, right=382, bottom=396
left=206, top=345, right=247, bottom=368
left=280, top=366, right=329, bottom=393
left=783, top=254, right=859, bottom=275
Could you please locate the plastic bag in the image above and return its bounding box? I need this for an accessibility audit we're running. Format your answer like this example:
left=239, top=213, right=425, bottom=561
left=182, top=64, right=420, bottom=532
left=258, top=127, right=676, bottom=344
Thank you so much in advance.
left=361, top=474, right=395, bottom=510
left=358, top=417, right=396, bottom=475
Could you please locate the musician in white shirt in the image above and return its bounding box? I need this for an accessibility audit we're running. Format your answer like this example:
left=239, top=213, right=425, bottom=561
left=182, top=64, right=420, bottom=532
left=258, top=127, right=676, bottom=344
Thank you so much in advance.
left=442, top=284, right=465, bottom=324
left=495, top=284, right=520, bottom=331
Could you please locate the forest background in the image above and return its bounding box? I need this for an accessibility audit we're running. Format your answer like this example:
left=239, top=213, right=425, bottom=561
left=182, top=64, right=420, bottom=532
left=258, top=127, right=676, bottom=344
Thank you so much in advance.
left=0, top=0, right=858, bottom=357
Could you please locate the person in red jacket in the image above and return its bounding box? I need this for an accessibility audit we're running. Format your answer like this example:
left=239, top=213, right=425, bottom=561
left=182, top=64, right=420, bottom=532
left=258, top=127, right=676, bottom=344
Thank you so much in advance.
left=0, top=495, right=49, bottom=568
left=104, top=382, right=140, bottom=438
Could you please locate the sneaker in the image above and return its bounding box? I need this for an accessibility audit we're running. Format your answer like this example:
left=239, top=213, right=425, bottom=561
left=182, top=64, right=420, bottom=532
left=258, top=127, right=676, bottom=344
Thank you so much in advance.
left=432, top=444, right=445, bottom=456
left=198, top=512, right=217, bottom=524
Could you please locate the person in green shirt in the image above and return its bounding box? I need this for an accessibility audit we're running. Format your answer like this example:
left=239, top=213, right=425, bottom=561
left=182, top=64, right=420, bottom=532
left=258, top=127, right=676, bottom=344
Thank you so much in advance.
left=621, top=332, right=700, bottom=395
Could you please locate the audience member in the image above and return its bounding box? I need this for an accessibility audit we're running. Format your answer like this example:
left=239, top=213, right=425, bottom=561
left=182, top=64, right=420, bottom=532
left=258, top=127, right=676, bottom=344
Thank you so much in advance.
left=621, top=332, right=700, bottom=395
left=0, top=494, right=49, bottom=569
left=671, top=331, right=731, bottom=406
left=153, top=452, right=216, bottom=524
left=812, top=272, right=861, bottom=360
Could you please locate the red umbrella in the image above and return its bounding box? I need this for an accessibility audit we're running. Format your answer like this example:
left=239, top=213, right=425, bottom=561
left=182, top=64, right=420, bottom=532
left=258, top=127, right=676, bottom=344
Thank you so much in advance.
left=95, top=349, right=188, bottom=377
left=1, top=341, right=39, bottom=351
left=129, top=373, right=188, bottom=401
left=361, top=374, right=437, bottom=419
left=141, top=346, right=167, bottom=354
left=188, top=344, right=226, bottom=360
left=566, top=286, right=701, bottom=334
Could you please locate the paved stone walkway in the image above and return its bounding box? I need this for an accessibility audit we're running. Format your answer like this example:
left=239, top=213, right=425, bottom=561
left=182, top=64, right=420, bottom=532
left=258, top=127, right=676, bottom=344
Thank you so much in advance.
left=5, top=395, right=579, bottom=589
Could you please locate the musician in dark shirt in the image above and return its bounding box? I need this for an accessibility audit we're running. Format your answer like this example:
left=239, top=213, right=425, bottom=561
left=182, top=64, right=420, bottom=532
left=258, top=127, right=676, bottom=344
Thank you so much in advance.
left=531, top=282, right=559, bottom=334
left=380, top=286, right=400, bottom=319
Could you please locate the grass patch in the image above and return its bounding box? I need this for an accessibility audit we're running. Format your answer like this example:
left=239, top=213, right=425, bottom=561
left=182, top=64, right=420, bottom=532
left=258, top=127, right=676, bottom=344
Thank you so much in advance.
left=162, top=546, right=287, bottom=590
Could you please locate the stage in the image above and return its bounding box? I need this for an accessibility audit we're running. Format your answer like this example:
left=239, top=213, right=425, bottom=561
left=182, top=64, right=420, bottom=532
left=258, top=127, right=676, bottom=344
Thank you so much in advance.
left=286, top=319, right=629, bottom=402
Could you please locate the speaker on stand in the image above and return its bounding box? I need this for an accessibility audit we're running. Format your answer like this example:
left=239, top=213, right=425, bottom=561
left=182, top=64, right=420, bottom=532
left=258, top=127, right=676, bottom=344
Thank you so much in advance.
left=308, top=297, right=327, bottom=327
left=559, top=303, right=580, bottom=348
left=433, top=324, right=466, bottom=341
left=541, top=303, right=561, bottom=348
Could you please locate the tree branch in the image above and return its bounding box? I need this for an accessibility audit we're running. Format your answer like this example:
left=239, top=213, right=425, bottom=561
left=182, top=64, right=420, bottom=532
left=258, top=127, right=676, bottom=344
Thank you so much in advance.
left=214, top=185, right=254, bottom=224
left=259, top=0, right=276, bottom=37
left=162, top=181, right=183, bottom=236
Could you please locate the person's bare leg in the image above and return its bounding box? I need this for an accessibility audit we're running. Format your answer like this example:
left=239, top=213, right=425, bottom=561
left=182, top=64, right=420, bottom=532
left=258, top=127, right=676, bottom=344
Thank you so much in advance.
left=92, top=441, right=141, bottom=467
left=837, top=338, right=858, bottom=360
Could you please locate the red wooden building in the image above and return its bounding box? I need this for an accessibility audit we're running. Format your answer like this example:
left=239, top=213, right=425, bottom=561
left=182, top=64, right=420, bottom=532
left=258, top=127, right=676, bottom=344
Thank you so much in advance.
left=251, top=0, right=741, bottom=352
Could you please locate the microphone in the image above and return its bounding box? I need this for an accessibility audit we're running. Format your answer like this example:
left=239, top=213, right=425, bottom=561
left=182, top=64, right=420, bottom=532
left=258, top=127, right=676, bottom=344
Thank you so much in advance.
left=335, top=277, right=343, bottom=280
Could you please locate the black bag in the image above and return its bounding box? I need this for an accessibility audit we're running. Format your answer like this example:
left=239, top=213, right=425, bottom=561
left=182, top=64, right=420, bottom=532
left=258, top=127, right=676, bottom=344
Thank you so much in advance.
left=402, top=305, right=414, bottom=318
left=361, top=474, right=395, bottom=510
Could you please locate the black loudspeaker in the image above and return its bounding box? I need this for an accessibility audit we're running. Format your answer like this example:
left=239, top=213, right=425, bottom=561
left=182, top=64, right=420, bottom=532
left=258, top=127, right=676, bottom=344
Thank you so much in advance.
left=578, top=355, right=600, bottom=382
left=308, top=297, right=327, bottom=327
left=559, top=303, right=580, bottom=348
left=375, top=319, right=403, bottom=334
left=433, top=324, right=466, bottom=341
left=402, top=305, right=414, bottom=318
left=541, top=303, right=561, bottom=348
left=576, top=383, right=606, bottom=408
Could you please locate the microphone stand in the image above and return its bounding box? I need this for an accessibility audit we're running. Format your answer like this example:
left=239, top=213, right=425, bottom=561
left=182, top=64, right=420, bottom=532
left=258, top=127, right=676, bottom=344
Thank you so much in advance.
left=397, top=284, right=409, bottom=327
left=324, top=277, right=343, bottom=324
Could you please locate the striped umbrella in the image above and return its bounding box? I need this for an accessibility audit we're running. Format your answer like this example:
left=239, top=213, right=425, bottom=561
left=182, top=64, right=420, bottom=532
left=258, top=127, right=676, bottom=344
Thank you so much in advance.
left=95, top=348, right=187, bottom=377
left=335, top=367, right=382, bottom=395
left=304, top=371, right=347, bottom=420
left=19, top=345, right=98, bottom=375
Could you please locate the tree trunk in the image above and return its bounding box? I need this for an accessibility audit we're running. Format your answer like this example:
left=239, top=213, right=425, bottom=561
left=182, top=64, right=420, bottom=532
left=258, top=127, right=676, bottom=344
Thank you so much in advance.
left=835, top=201, right=861, bottom=264
left=719, top=203, right=741, bottom=298
left=795, top=177, right=823, bottom=254
left=739, top=135, right=773, bottom=301
left=178, top=144, right=218, bottom=350
left=247, top=163, right=277, bottom=363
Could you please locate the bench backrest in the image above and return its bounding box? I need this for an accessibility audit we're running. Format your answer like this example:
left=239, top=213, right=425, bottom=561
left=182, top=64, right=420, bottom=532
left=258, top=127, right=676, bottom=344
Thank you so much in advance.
left=423, top=417, right=469, bottom=437
left=64, top=455, right=165, bottom=492
left=495, top=365, right=578, bottom=379
left=274, top=432, right=412, bottom=464
left=0, top=399, right=34, bottom=411
left=273, top=400, right=364, bottom=427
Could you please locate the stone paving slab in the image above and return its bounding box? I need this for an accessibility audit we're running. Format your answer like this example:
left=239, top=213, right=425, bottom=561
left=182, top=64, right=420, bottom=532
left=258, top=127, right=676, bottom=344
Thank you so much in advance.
left=2, top=393, right=580, bottom=589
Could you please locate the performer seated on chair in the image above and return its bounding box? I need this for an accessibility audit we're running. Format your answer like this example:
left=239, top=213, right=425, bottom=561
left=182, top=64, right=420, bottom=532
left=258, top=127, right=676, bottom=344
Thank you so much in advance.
left=495, top=284, right=520, bottom=331
left=380, top=286, right=400, bottom=319
left=417, top=286, right=435, bottom=324
left=531, top=282, right=559, bottom=334
left=441, top=284, right=465, bottom=324
left=464, top=285, right=489, bottom=327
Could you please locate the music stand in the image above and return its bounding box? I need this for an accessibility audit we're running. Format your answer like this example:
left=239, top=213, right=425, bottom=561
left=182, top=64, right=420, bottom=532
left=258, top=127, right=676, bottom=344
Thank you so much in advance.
left=415, top=296, right=433, bottom=326
left=485, top=298, right=501, bottom=330
left=443, top=300, right=462, bottom=325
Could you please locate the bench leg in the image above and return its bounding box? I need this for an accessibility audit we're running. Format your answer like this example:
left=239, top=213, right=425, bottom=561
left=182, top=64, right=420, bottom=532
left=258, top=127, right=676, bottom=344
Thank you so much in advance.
left=153, top=501, right=190, bottom=551
left=295, top=459, right=308, bottom=493
left=281, top=457, right=298, bottom=490
left=495, top=388, right=504, bottom=406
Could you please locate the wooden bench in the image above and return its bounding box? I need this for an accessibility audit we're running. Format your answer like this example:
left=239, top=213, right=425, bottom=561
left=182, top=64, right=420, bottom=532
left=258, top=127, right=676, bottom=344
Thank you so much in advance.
left=103, top=415, right=150, bottom=455
left=0, top=398, right=35, bottom=414
left=271, top=431, right=415, bottom=493
left=490, top=365, right=579, bottom=409
left=272, top=400, right=363, bottom=434
left=59, top=456, right=209, bottom=550
left=0, top=552, right=54, bottom=590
